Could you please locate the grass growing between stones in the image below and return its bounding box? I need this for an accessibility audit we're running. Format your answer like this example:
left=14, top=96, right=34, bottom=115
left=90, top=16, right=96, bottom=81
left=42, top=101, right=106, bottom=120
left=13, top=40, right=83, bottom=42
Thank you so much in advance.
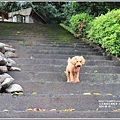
left=46, top=26, right=75, bottom=43
left=0, top=23, right=27, bottom=41
left=0, top=22, right=75, bottom=43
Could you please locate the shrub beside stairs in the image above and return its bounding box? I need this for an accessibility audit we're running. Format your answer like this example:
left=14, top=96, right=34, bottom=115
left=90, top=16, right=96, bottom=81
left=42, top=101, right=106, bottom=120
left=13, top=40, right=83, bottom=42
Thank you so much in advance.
left=0, top=23, right=120, bottom=118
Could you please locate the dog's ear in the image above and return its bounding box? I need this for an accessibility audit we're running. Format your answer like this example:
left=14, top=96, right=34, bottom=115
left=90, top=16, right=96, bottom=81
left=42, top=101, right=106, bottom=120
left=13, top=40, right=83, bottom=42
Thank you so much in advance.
left=80, top=56, right=85, bottom=65
left=70, top=57, right=76, bottom=65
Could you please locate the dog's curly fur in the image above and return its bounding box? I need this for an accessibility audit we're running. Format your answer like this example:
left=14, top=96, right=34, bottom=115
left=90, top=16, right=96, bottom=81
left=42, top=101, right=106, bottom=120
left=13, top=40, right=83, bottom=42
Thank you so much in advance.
left=66, top=56, right=85, bottom=82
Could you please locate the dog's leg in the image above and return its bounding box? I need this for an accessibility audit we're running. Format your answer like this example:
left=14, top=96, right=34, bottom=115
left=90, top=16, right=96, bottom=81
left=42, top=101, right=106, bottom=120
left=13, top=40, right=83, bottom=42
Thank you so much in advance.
left=74, top=72, right=80, bottom=82
left=70, top=72, right=74, bottom=82
left=66, top=72, right=71, bottom=82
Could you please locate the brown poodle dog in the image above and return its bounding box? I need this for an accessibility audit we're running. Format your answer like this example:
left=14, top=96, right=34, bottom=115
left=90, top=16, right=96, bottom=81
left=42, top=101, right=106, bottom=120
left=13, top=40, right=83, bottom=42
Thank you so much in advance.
left=66, top=56, right=85, bottom=82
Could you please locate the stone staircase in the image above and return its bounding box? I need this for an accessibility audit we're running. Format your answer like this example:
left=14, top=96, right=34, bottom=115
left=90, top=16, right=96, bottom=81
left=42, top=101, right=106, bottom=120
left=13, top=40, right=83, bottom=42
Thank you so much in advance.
left=0, top=22, right=120, bottom=118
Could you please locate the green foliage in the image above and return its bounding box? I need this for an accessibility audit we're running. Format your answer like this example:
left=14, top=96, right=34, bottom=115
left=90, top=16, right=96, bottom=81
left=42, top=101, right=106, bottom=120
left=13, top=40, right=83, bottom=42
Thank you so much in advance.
left=87, top=9, right=120, bottom=56
left=1, top=2, right=21, bottom=12
left=71, top=2, right=120, bottom=17
left=1, top=2, right=120, bottom=24
left=60, top=2, right=76, bottom=25
left=60, top=2, right=120, bottom=25
left=32, top=2, right=61, bottom=24
left=69, top=13, right=94, bottom=38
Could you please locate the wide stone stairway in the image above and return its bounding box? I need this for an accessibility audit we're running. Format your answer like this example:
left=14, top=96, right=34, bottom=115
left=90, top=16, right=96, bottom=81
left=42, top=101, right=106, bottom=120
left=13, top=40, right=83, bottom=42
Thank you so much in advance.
left=0, top=22, right=120, bottom=118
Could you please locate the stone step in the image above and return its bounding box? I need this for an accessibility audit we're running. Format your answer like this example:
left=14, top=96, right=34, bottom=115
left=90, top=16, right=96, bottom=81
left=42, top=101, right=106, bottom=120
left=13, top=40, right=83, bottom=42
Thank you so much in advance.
left=13, top=58, right=116, bottom=66
left=14, top=47, right=103, bottom=56
left=26, top=44, right=93, bottom=48
left=4, top=43, right=102, bottom=56
left=0, top=37, right=86, bottom=43
left=1, top=38, right=93, bottom=47
left=14, top=81, right=120, bottom=96
left=1, top=41, right=99, bottom=55
left=11, top=42, right=94, bottom=48
left=21, top=49, right=101, bottom=56
left=1, top=22, right=120, bottom=119
left=13, top=45, right=97, bottom=52
left=16, top=54, right=112, bottom=60
left=16, top=64, right=120, bottom=74
left=0, top=94, right=120, bottom=113
left=0, top=94, right=96, bottom=112
left=8, top=71, right=120, bottom=84
left=1, top=39, right=88, bottom=44
left=0, top=111, right=119, bottom=118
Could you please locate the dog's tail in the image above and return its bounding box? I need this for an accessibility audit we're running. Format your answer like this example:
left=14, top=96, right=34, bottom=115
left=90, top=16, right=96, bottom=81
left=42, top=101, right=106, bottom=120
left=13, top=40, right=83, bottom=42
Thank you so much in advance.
left=67, top=57, right=71, bottom=63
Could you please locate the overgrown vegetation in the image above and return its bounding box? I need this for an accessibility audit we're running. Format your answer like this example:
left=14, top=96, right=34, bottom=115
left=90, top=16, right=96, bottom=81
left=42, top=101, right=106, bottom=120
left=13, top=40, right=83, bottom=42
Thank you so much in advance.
left=69, top=13, right=93, bottom=38
left=86, top=9, right=120, bottom=56
left=60, top=23, right=76, bottom=36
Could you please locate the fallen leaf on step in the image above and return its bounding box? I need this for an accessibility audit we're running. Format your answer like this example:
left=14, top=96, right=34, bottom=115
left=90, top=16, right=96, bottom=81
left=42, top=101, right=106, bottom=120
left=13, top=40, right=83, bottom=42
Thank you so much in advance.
left=30, top=56, right=33, bottom=59
left=42, top=109, right=47, bottom=111
left=58, top=108, right=75, bottom=112
left=50, top=109, right=57, bottom=111
left=113, top=109, right=120, bottom=112
left=96, top=108, right=99, bottom=111
left=3, top=109, right=9, bottom=112
left=26, top=108, right=33, bottom=112
left=33, top=108, right=42, bottom=111
left=93, top=92, right=101, bottom=95
left=106, top=93, right=112, bottom=96
left=32, top=92, right=37, bottom=95
left=17, top=31, right=20, bottom=34
left=83, top=93, right=91, bottom=95
left=94, top=70, right=98, bottom=73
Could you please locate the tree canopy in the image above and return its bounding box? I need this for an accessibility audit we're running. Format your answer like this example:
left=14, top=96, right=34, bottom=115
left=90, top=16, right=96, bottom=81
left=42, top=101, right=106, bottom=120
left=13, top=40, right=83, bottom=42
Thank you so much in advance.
left=0, top=2, right=120, bottom=23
